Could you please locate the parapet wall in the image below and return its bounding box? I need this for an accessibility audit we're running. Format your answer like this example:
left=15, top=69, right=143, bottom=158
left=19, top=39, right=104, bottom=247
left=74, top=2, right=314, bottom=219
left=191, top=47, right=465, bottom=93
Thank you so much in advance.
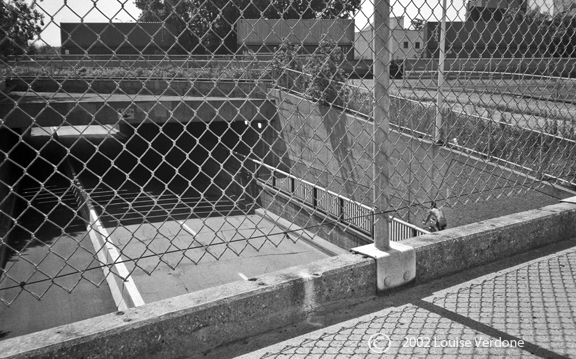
left=2, top=201, right=575, bottom=359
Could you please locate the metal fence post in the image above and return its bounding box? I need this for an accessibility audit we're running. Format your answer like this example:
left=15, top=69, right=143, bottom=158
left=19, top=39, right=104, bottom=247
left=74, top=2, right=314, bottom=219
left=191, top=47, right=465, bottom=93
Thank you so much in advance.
left=436, top=0, right=448, bottom=144
left=373, top=0, right=391, bottom=251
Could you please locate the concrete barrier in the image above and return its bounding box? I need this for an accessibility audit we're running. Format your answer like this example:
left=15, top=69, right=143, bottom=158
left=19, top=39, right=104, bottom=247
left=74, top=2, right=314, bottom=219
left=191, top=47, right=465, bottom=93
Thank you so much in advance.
left=409, top=202, right=576, bottom=282
left=1, top=201, right=575, bottom=359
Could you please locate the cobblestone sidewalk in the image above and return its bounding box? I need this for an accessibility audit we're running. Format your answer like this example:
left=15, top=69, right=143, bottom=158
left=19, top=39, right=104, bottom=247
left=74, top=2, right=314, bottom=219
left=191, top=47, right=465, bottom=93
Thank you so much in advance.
left=241, top=244, right=576, bottom=358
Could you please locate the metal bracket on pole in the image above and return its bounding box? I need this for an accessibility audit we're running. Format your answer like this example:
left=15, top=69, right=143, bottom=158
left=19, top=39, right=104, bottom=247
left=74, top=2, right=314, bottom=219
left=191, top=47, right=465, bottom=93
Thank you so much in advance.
left=352, top=242, right=416, bottom=291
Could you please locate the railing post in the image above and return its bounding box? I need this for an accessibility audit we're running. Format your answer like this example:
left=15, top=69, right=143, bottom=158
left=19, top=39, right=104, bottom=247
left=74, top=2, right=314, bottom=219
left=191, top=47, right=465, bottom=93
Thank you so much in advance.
left=313, top=187, right=318, bottom=209
left=373, top=0, right=391, bottom=250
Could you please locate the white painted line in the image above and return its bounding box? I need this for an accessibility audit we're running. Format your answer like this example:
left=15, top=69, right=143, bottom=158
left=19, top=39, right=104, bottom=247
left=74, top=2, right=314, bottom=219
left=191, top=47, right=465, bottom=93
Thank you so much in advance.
left=63, top=154, right=144, bottom=310
left=177, top=220, right=197, bottom=236
left=177, top=220, right=218, bottom=258
left=238, top=272, right=249, bottom=281
left=87, top=207, right=145, bottom=310
left=561, top=196, right=576, bottom=204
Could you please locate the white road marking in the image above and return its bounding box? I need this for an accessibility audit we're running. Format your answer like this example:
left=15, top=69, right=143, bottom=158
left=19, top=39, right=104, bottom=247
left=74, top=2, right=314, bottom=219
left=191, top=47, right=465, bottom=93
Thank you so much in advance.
left=87, top=207, right=145, bottom=310
left=177, top=221, right=197, bottom=236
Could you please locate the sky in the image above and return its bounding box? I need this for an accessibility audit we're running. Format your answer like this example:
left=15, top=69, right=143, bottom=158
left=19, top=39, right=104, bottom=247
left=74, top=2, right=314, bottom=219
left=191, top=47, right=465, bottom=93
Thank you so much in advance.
left=30, top=0, right=468, bottom=46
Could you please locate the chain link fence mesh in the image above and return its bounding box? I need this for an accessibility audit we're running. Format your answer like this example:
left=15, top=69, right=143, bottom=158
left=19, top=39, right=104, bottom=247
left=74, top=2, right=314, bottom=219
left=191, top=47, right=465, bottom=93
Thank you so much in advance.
left=0, top=0, right=573, bottom=307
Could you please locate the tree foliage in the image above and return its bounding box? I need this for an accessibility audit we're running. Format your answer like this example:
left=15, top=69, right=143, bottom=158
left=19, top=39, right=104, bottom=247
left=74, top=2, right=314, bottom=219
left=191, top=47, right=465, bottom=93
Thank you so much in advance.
left=410, top=18, right=425, bottom=31
left=0, top=0, right=44, bottom=60
left=503, top=4, right=551, bottom=24
left=549, top=4, right=576, bottom=57
left=135, top=0, right=361, bottom=54
left=502, top=2, right=576, bottom=57
left=272, top=39, right=347, bottom=106
left=302, top=39, right=347, bottom=105
left=27, top=44, right=59, bottom=56
left=134, top=0, right=195, bottom=53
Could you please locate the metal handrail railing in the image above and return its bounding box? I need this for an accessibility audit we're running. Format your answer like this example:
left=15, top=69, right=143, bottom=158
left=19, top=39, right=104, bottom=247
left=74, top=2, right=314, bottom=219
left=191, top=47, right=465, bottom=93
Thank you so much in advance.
left=389, top=216, right=430, bottom=241
left=232, top=150, right=375, bottom=237
left=234, top=150, right=429, bottom=241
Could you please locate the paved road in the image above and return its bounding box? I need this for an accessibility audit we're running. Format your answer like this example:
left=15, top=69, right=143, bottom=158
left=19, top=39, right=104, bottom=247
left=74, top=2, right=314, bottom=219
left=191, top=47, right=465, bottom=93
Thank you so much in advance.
left=238, top=239, right=576, bottom=358
left=117, top=214, right=344, bottom=303
left=61, top=129, right=344, bottom=304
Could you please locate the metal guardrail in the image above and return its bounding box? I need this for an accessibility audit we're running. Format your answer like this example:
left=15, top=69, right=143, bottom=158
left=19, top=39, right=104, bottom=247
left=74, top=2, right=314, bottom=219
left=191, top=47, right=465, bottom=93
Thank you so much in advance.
left=235, top=151, right=427, bottom=241
left=389, top=216, right=430, bottom=242
left=263, top=165, right=375, bottom=237
left=403, top=57, right=576, bottom=75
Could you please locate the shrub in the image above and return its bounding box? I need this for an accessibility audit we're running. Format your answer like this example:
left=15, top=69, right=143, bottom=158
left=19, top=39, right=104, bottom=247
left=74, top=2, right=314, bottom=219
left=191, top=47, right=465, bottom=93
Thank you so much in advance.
left=301, top=39, right=347, bottom=106
left=271, top=39, right=348, bottom=106
left=271, top=42, right=303, bottom=91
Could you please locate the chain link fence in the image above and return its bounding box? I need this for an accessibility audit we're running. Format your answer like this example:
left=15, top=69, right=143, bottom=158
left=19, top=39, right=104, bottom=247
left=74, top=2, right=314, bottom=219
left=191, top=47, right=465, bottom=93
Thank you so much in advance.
left=0, top=0, right=574, bottom=310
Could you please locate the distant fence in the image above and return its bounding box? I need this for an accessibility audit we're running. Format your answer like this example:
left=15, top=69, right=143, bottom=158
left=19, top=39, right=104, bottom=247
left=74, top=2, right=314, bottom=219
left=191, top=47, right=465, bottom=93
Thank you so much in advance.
left=404, top=57, right=576, bottom=78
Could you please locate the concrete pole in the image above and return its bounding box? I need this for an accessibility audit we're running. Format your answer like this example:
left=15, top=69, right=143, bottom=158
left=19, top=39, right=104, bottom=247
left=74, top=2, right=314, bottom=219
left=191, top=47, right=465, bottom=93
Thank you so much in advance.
left=373, top=0, right=391, bottom=250
left=435, top=0, right=448, bottom=144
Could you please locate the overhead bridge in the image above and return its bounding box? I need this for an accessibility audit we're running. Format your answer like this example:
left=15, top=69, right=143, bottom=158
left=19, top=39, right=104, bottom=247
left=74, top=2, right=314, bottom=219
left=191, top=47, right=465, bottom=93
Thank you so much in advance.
left=0, top=92, right=276, bottom=128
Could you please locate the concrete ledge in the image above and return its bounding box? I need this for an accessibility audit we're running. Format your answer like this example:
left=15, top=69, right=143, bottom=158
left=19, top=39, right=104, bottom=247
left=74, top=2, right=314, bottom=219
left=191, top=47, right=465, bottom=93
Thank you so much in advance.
left=405, top=202, right=576, bottom=282
left=0, top=254, right=375, bottom=359
left=1, top=202, right=576, bottom=358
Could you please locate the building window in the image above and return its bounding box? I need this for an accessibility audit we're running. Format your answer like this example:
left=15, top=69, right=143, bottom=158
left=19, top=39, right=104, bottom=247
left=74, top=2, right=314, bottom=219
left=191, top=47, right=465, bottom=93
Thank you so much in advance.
left=415, top=42, right=420, bottom=49
left=403, top=41, right=409, bottom=49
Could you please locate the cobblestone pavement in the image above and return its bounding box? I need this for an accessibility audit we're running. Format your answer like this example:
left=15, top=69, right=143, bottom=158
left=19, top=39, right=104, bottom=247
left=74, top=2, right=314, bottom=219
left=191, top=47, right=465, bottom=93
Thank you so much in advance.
left=240, top=243, right=576, bottom=358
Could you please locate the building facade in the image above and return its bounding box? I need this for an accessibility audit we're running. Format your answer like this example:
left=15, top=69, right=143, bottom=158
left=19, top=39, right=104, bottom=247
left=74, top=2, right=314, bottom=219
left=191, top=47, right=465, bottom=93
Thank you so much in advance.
left=354, top=17, right=425, bottom=60
left=422, top=20, right=549, bottom=58
left=236, top=19, right=355, bottom=60
left=60, top=22, right=184, bottom=55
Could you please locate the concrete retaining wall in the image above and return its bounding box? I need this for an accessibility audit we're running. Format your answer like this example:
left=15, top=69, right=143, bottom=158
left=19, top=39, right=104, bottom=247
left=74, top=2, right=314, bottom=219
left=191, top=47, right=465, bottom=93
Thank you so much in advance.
left=269, top=89, right=451, bottom=220
left=268, top=89, right=572, bottom=225
left=1, top=201, right=576, bottom=359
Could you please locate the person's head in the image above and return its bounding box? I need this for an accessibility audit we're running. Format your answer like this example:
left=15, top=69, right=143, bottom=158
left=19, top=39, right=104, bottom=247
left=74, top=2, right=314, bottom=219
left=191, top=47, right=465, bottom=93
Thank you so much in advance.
left=430, top=201, right=437, bottom=209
